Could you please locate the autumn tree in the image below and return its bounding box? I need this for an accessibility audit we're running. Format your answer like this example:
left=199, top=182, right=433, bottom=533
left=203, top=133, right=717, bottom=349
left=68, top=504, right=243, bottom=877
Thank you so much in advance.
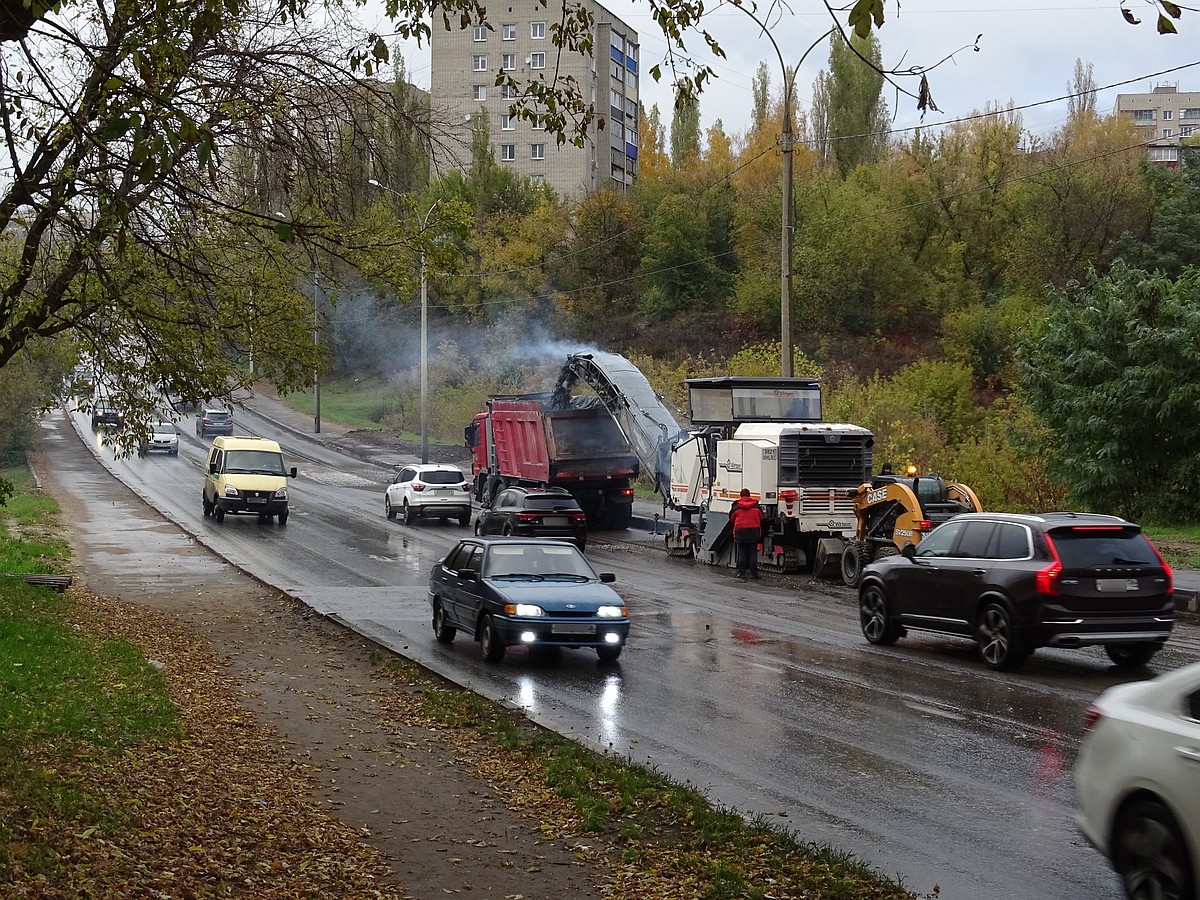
left=670, top=91, right=702, bottom=169
left=809, top=30, right=890, bottom=178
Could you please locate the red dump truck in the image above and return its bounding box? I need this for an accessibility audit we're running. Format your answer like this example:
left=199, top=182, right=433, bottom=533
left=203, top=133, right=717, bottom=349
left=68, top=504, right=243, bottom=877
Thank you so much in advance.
left=464, top=395, right=639, bottom=528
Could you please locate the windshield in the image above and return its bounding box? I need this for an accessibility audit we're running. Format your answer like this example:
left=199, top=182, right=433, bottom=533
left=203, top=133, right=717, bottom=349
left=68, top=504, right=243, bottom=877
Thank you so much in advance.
left=485, top=544, right=596, bottom=578
left=224, top=449, right=285, bottom=475
left=152, top=423, right=176, bottom=435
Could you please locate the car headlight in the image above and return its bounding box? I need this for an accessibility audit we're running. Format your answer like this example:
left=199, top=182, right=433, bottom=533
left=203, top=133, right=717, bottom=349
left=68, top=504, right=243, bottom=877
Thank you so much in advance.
left=223, top=485, right=240, bottom=497
left=596, top=605, right=627, bottom=618
left=504, top=603, right=545, bottom=617
left=273, top=487, right=288, bottom=499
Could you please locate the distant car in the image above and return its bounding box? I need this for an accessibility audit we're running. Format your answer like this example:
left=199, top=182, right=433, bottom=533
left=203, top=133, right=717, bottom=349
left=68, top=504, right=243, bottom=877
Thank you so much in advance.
left=474, top=486, right=588, bottom=551
left=428, top=537, right=629, bottom=663
left=90, top=398, right=123, bottom=429
left=139, top=421, right=179, bottom=457
left=196, top=404, right=234, bottom=437
left=857, top=512, right=1174, bottom=671
left=70, top=364, right=96, bottom=397
left=385, top=464, right=472, bottom=526
left=1074, top=661, right=1200, bottom=900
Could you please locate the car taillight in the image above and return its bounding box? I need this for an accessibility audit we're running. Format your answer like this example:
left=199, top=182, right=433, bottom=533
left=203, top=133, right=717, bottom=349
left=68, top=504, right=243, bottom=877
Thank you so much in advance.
left=412, top=483, right=425, bottom=492
left=460, top=484, right=470, bottom=492
left=571, top=513, right=587, bottom=521
left=916, top=520, right=933, bottom=532
left=1036, top=535, right=1063, bottom=597
left=516, top=512, right=540, bottom=521
left=1082, top=704, right=1103, bottom=731
left=619, top=489, right=634, bottom=498
left=1147, top=540, right=1174, bottom=594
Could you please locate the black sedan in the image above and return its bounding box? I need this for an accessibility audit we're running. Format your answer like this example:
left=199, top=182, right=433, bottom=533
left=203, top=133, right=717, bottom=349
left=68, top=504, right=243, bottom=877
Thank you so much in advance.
left=428, top=537, right=629, bottom=663
left=474, top=486, right=588, bottom=550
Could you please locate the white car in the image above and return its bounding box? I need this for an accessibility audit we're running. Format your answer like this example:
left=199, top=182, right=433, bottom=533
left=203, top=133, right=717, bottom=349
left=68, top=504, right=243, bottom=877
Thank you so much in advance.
left=139, top=421, right=179, bottom=456
left=384, top=464, right=471, bottom=526
left=1074, top=661, right=1200, bottom=900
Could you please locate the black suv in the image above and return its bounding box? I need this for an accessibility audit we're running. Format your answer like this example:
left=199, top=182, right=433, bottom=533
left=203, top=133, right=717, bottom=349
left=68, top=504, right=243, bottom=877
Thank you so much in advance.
left=474, top=486, right=588, bottom=551
left=857, top=512, right=1174, bottom=671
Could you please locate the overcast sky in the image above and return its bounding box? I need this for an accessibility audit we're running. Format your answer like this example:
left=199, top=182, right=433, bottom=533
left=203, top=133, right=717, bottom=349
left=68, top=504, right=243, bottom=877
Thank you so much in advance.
left=374, top=1, right=1200, bottom=146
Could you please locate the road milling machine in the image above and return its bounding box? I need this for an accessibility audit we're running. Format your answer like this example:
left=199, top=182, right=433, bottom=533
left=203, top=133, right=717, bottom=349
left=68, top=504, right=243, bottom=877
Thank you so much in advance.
left=839, top=466, right=983, bottom=587
left=553, top=353, right=876, bottom=575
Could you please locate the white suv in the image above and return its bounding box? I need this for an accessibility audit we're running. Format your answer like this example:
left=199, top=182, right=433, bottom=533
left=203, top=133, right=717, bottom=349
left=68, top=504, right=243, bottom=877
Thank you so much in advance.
left=385, top=464, right=471, bottom=526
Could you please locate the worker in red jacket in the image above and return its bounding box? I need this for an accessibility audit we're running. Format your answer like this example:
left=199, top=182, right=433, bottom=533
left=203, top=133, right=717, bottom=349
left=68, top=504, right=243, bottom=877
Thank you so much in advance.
left=729, top=488, right=765, bottom=580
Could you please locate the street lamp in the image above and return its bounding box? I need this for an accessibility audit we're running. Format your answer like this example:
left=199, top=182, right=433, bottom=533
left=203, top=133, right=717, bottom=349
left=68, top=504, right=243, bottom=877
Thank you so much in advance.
left=369, top=180, right=441, bottom=464
left=736, top=14, right=831, bottom=377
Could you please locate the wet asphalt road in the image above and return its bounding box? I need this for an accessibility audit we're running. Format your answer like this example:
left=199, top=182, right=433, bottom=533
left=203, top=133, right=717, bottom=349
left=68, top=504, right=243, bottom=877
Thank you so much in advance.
left=43, top=404, right=1200, bottom=900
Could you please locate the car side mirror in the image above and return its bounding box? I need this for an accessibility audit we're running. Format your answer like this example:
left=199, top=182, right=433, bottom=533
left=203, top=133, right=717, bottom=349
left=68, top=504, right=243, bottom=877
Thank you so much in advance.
left=208, top=461, right=219, bottom=475
left=599, top=572, right=616, bottom=583
left=288, top=467, right=297, bottom=478
left=460, top=570, right=479, bottom=582
left=902, top=543, right=917, bottom=559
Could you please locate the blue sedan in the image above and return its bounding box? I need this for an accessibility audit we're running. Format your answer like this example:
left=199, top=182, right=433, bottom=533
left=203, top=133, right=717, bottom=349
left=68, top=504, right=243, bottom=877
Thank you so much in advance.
left=428, top=537, right=630, bottom=663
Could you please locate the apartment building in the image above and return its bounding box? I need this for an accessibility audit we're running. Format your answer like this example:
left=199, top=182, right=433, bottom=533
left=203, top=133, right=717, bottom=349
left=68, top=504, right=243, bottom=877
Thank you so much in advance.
left=429, top=2, right=639, bottom=200
left=1114, top=84, right=1200, bottom=166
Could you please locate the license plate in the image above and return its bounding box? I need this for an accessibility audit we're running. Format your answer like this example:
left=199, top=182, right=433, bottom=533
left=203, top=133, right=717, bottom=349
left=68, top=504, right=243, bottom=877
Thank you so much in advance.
left=1096, top=578, right=1139, bottom=592
left=248, top=497, right=267, bottom=505
left=551, top=623, right=596, bottom=635
left=542, top=516, right=568, bottom=526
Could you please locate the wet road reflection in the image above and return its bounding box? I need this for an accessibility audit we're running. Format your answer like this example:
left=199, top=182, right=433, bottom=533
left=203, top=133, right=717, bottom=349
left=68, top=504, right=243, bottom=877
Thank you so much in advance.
left=47, top=405, right=1195, bottom=900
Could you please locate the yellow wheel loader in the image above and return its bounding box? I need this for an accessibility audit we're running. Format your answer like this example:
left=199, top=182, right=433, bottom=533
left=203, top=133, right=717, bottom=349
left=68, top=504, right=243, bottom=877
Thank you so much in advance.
left=840, top=469, right=982, bottom=587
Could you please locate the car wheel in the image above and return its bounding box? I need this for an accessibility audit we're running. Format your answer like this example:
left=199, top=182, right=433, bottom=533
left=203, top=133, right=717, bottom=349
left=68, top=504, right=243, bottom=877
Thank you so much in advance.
left=841, top=541, right=868, bottom=587
left=859, top=582, right=901, bottom=645
left=479, top=615, right=505, bottom=663
left=502, top=523, right=514, bottom=537
left=402, top=500, right=416, bottom=526
left=385, top=496, right=396, bottom=520
left=1105, top=642, right=1160, bottom=668
left=976, top=603, right=1024, bottom=671
left=214, top=506, right=225, bottom=523
left=170, top=449, right=178, bottom=457
left=202, top=494, right=213, bottom=517
left=1114, top=798, right=1195, bottom=900
left=277, top=510, right=288, bottom=525
left=432, top=600, right=457, bottom=644
left=473, top=519, right=483, bottom=536
left=458, top=510, right=471, bottom=527
left=596, top=645, right=622, bottom=662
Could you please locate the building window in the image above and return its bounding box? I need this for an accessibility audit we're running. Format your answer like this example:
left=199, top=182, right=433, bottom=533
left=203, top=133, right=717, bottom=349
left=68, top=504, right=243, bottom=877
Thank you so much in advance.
left=531, top=143, right=545, bottom=160
left=627, top=126, right=637, bottom=144
left=1163, top=128, right=1173, bottom=139
left=610, top=89, right=623, bottom=109
left=531, top=174, right=545, bottom=183
left=501, top=113, right=515, bottom=131
left=472, top=84, right=487, bottom=101
left=472, top=55, right=487, bottom=71
left=611, top=32, right=624, bottom=52
left=501, top=83, right=518, bottom=100
left=1182, top=125, right=1196, bottom=137
left=500, top=144, right=515, bottom=161
left=502, top=23, right=516, bottom=40
left=502, top=53, right=516, bottom=70
left=612, top=121, right=624, bottom=140
left=610, top=60, right=623, bottom=80
left=626, top=68, right=637, bottom=89
left=1149, top=145, right=1179, bottom=162
left=530, top=116, right=545, bottom=131
left=626, top=97, right=638, bottom=118
left=473, top=25, right=487, bottom=41
left=531, top=21, right=545, bottom=39
left=1182, top=108, right=1200, bottom=120
left=1163, top=109, right=1173, bottom=120
left=1132, top=109, right=1155, bottom=121
left=530, top=52, right=545, bottom=69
